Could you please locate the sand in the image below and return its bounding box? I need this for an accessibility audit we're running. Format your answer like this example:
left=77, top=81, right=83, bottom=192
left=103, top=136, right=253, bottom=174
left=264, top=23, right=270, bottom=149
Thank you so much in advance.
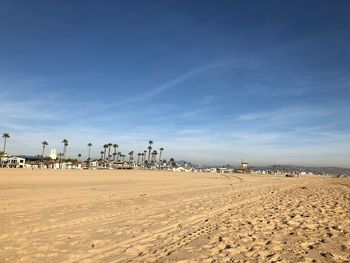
left=0, top=169, right=349, bottom=262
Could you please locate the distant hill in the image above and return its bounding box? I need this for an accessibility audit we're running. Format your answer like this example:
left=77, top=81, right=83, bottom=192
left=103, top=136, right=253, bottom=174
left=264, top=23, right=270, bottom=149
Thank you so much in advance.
left=175, top=160, right=350, bottom=176
left=255, top=164, right=350, bottom=176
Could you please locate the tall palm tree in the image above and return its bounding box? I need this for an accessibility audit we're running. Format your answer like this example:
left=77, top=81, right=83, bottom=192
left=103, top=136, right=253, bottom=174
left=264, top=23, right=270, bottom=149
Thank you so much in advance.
left=147, top=146, right=152, bottom=163
left=58, top=153, right=64, bottom=168
left=159, top=147, right=164, bottom=169
left=77, top=153, right=82, bottom=160
left=100, top=151, right=104, bottom=160
left=147, top=140, right=153, bottom=161
left=117, top=152, right=122, bottom=162
left=107, top=143, right=113, bottom=160
left=122, top=154, right=125, bottom=162
left=137, top=153, right=141, bottom=164
left=87, top=143, right=92, bottom=161
left=152, top=150, right=158, bottom=163
left=103, top=144, right=108, bottom=160
left=2, top=133, right=10, bottom=154
left=64, top=141, right=68, bottom=159
left=41, top=141, right=48, bottom=161
left=113, top=144, right=118, bottom=161
left=143, top=150, right=147, bottom=163
left=62, top=139, right=68, bottom=160
left=169, top=158, right=176, bottom=168
left=128, top=151, right=134, bottom=162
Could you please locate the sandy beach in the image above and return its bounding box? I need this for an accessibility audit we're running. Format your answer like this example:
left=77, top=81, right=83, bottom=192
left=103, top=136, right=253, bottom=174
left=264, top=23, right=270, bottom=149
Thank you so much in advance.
left=0, top=169, right=349, bottom=262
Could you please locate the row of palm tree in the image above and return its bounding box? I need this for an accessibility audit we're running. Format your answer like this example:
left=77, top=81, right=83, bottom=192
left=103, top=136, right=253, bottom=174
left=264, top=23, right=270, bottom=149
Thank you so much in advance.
left=2, top=134, right=171, bottom=169
left=97, top=143, right=119, bottom=161
left=140, top=141, right=165, bottom=167
left=94, top=140, right=165, bottom=168
left=145, top=140, right=164, bottom=168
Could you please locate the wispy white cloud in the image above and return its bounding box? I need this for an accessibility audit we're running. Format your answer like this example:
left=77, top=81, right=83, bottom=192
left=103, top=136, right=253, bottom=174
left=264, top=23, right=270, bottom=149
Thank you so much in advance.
left=236, top=104, right=350, bottom=125
left=101, top=61, right=231, bottom=108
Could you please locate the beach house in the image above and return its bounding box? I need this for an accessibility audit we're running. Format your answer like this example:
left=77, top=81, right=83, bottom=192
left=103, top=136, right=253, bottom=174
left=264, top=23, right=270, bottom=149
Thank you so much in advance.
left=7, top=157, right=26, bottom=168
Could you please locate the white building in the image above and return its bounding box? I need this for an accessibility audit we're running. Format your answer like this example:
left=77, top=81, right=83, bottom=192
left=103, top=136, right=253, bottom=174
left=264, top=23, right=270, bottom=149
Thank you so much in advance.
left=186, top=167, right=198, bottom=172
left=0, top=155, right=9, bottom=167
left=173, top=166, right=198, bottom=173
left=88, top=161, right=99, bottom=169
left=7, top=157, right=26, bottom=168
left=173, top=167, right=186, bottom=172
left=49, top=148, right=57, bottom=160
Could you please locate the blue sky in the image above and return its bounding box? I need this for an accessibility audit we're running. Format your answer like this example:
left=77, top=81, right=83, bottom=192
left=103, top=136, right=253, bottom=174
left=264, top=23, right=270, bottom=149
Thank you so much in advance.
left=1, top=1, right=350, bottom=167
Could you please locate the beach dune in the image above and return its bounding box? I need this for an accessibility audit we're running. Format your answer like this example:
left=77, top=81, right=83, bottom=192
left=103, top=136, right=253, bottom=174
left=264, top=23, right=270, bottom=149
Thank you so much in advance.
left=0, top=169, right=349, bottom=262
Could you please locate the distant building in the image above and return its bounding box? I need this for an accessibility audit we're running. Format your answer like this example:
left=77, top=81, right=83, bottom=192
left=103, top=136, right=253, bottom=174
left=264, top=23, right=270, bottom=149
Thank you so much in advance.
left=173, top=167, right=186, bottom=172
left=0, top=155, right=9, bottom=167
left=218, top=168, right=234, bottom=173
left=186, top=167, right=198, bottom=172
left=7, top=157, right=26, bottom=168
left=49, top=148, right=57, bottom=160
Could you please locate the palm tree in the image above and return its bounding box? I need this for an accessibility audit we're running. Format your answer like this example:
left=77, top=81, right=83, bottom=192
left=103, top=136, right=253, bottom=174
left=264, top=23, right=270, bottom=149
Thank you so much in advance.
left=103, top=144, right=108, bottom=160
left=64, top=141, right=68, bottom=159
left=100, top=151, right=104, bottom=160
left=107, top=143, right=113, bottom=160
left=77, top=153, right=82, bottom=160
left=169, top=158, right=175, bottom=168
left=87, top=143, right=92, bottom=161
left=143, top=150, right=147, bottom=164
left=148, top=146, right=152, bottom=163
left=62, top=139, right=68, bottom=160
left=41, top=141, right=48, bottom=161
left=2, top=133, right=10, bottom=154
left=58, top=153, right=64, bottom=168
left=137, top=153, right=141, bottom=164
left=147, top=140, right=153, bottom=161
left=159, top=147, right=164, bottom=169
left=152, top=150, right=158, bottom=164
left=117, top=152, right=122, bottom=162
left=128, top=151, right=134, bottom=162
left=113, top=144, right=118, bottom=161
left=122, top=154, right=125, bottom=162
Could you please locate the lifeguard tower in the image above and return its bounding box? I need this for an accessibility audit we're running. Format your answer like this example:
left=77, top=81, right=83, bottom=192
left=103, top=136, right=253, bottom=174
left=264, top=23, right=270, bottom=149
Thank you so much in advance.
left=238, top=159, right=250, bottom=173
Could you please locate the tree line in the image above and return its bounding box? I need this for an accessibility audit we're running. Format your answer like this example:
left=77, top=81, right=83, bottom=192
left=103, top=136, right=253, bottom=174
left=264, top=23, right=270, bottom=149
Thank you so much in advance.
left=1, top=133, right=176, bottom=167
